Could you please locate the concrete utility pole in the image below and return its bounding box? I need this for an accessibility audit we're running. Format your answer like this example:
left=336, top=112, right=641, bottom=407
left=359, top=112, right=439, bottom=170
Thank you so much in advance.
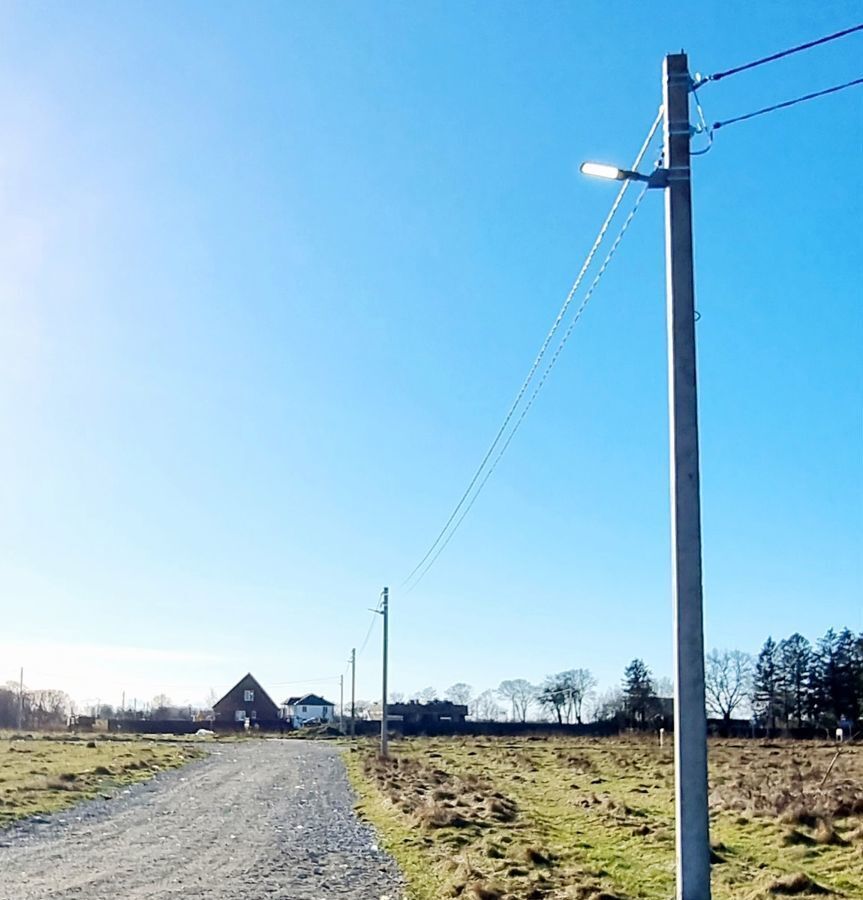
left=350, top=648, right=356, bottom=738
left=380, top=587, right=389, bottom=758
left=663, top=51, right=711, bottom=900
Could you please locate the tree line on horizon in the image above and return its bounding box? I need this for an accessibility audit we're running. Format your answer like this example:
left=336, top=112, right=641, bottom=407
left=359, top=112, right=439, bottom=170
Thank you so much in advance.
left=752, top=627, right=862, bottom=732
left=0, top=685, right=72, bottom=730
left=392, top=626, right=863, bottom=732
left=3, top=626, right=860, bottom=732
left=0, top=686, right=208, bottom=729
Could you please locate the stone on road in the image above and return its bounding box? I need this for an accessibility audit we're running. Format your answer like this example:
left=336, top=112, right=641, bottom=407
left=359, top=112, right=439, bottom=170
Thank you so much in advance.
left=0, top=740, right=403, bottom=899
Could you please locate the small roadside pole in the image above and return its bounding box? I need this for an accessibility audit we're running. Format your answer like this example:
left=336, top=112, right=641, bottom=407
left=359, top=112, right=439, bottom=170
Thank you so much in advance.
left=17, top=667, right=24, bottom=730
left=339, top=674, right=344, bottom=733
left=350, top=648, right=356, bottom=739
left=380, top=587, right=390, bottom=758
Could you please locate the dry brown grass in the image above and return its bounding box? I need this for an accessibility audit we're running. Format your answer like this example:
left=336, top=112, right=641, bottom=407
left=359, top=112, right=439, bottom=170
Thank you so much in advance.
left=361, top=751, right=520, bottom=837
left=710, top=744, right=863, bottom=825
left=0, top=736, right=201, bottom=825
left=349, top=737, right=863, bottom=900
left=762, top=872, right=830, bottom=895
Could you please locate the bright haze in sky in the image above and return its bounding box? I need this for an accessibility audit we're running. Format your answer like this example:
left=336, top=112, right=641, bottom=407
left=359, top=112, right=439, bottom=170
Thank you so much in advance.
left=1, top=2, right=860, bottom=711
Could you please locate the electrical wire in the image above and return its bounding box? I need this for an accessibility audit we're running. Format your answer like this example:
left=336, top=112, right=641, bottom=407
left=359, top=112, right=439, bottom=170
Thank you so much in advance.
left=268, top=675, right=343, bottom=687
left=690, top=81, right=713, bottom=156
left=711, top=76, right=863, bottom=132
left=406, top=172, right=656, bottom=591
left=356, top=600, right=382, bottom=658
left=695, top=23, right=863, bottom=87
left=401, top=106, right=664, bottom=588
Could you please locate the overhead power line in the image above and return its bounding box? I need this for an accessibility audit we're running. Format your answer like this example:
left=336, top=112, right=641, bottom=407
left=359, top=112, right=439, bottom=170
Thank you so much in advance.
left=268, top=675, right=342, bottom=687
left=696, top=23, right=863, bottom=86
left=406, top=174, right=656, bottom=591
left=712, top=76, right=863, bottom=131
left=401, top=107, right=664, bottom=589
left=356, top=599, right=382, bottom=658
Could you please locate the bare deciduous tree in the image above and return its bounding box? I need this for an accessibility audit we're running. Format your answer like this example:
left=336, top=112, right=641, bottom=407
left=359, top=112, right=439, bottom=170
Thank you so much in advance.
left=654, top=676, right=674, bottom=698
left=471, top=689, right=504, bottom=721
left=497, top=679, right=536, bottom=722
left=536, top=670, right=597, bottom=724
left=588, top=688, right=626, bottom=723
left=563, top=669, right=597, bottom=724
left=444, top=683, right=472, bottom=706
left=705, top=649, right=753, bottom=725
left=537, top=675, right=571, bottom=723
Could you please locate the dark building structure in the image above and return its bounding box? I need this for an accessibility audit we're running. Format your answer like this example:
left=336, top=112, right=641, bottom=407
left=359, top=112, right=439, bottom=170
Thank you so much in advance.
left=388, top=700, right=468, bottom=727
left=212, top=673, right=280, bottom=726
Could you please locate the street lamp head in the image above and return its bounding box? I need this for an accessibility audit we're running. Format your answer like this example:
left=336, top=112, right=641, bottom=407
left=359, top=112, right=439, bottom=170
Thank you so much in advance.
left=580, top=161, right=625, bottom=181
left=581, top=161, right=668, bottom=189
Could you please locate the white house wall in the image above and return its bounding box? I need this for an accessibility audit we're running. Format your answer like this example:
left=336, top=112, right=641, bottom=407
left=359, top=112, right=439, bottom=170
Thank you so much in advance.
left=285, top=703, right=335, bottom=727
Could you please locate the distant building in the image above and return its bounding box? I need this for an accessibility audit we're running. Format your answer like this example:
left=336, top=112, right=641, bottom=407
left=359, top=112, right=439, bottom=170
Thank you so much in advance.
left=387, top=700, right=468, bottom=727
left=69, top=714, right=96, bottom=732
left=213, top=673, right=280, bottom=727
left=282, top=693, right=336, bottom=727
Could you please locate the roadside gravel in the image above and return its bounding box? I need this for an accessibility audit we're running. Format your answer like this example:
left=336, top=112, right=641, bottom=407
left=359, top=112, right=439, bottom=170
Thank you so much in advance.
left=0, top=739, right=404, bottom=900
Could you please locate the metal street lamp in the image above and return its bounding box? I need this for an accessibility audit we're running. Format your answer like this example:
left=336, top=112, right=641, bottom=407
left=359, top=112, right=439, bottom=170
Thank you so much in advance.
left=579, top=161, right=668, bottom=188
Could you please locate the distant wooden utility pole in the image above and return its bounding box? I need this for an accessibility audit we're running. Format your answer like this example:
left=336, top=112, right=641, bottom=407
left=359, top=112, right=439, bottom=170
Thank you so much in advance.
left=350, top=647, right=356, bottom=738
left=17, top=667, right=23, bottom=730
left=380, top=587, right=389, bottom=758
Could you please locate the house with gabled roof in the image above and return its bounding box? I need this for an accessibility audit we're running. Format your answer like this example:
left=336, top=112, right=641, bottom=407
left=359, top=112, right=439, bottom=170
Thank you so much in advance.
left=213, top=673, right=280, bottom=727
left=282, top=693, right=336, bottom=728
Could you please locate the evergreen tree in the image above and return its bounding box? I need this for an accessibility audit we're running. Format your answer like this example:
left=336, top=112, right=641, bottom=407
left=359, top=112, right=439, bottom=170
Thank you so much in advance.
left=854, top=633, right=863, bottom=721
left=810, top=628, right=856, bottom=725
left=753, top=637, right=781, bottom=733
left=835, top=628, right=862, bottom=721
left=622, top=659, right=654, bottom=725
left=777, top=633, right=812, bottom=728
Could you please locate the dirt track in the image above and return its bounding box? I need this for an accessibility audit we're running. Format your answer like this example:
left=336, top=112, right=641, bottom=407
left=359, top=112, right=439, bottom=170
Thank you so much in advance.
left=0, top=740, right=403, bottom=899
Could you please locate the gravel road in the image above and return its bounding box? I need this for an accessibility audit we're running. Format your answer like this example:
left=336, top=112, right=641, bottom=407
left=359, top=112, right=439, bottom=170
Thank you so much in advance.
left=0, top=740, right=404, bottom=900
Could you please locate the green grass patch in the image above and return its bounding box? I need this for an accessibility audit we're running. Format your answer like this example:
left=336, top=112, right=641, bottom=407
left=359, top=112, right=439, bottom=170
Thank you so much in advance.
left=0, top=734, right=203, bottom=826
left=346, top=736, right=863, bottom=900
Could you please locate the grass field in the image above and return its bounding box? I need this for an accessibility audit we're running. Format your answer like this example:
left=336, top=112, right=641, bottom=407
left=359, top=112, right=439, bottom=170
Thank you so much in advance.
left=347, top=736, right=863, bottom=900
left=0, top=733, right=203, bottom=826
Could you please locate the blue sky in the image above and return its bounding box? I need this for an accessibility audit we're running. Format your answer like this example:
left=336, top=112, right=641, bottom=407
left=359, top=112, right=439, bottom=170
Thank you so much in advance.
left=1, top=2, right=860, bottom=711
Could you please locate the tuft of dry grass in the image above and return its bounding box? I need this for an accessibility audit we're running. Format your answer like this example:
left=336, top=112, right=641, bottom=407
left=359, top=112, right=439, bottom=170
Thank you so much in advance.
left=521, top=846, right=553, bottom=866
left=812, top=817, right=845, bottom=846
left=763, top=872, right=830, bottom=895
left=467, top=883, right=504, bottom=900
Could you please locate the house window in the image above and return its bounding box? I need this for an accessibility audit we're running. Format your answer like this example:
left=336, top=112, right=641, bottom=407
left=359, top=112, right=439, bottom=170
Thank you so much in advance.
left=251, top=710, right=257, bottom=719
left=302, top=706, right=307, bottom=713
left=244, top=690, right=254, bottom=702
left=235, top=710, right=246, bottom=722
